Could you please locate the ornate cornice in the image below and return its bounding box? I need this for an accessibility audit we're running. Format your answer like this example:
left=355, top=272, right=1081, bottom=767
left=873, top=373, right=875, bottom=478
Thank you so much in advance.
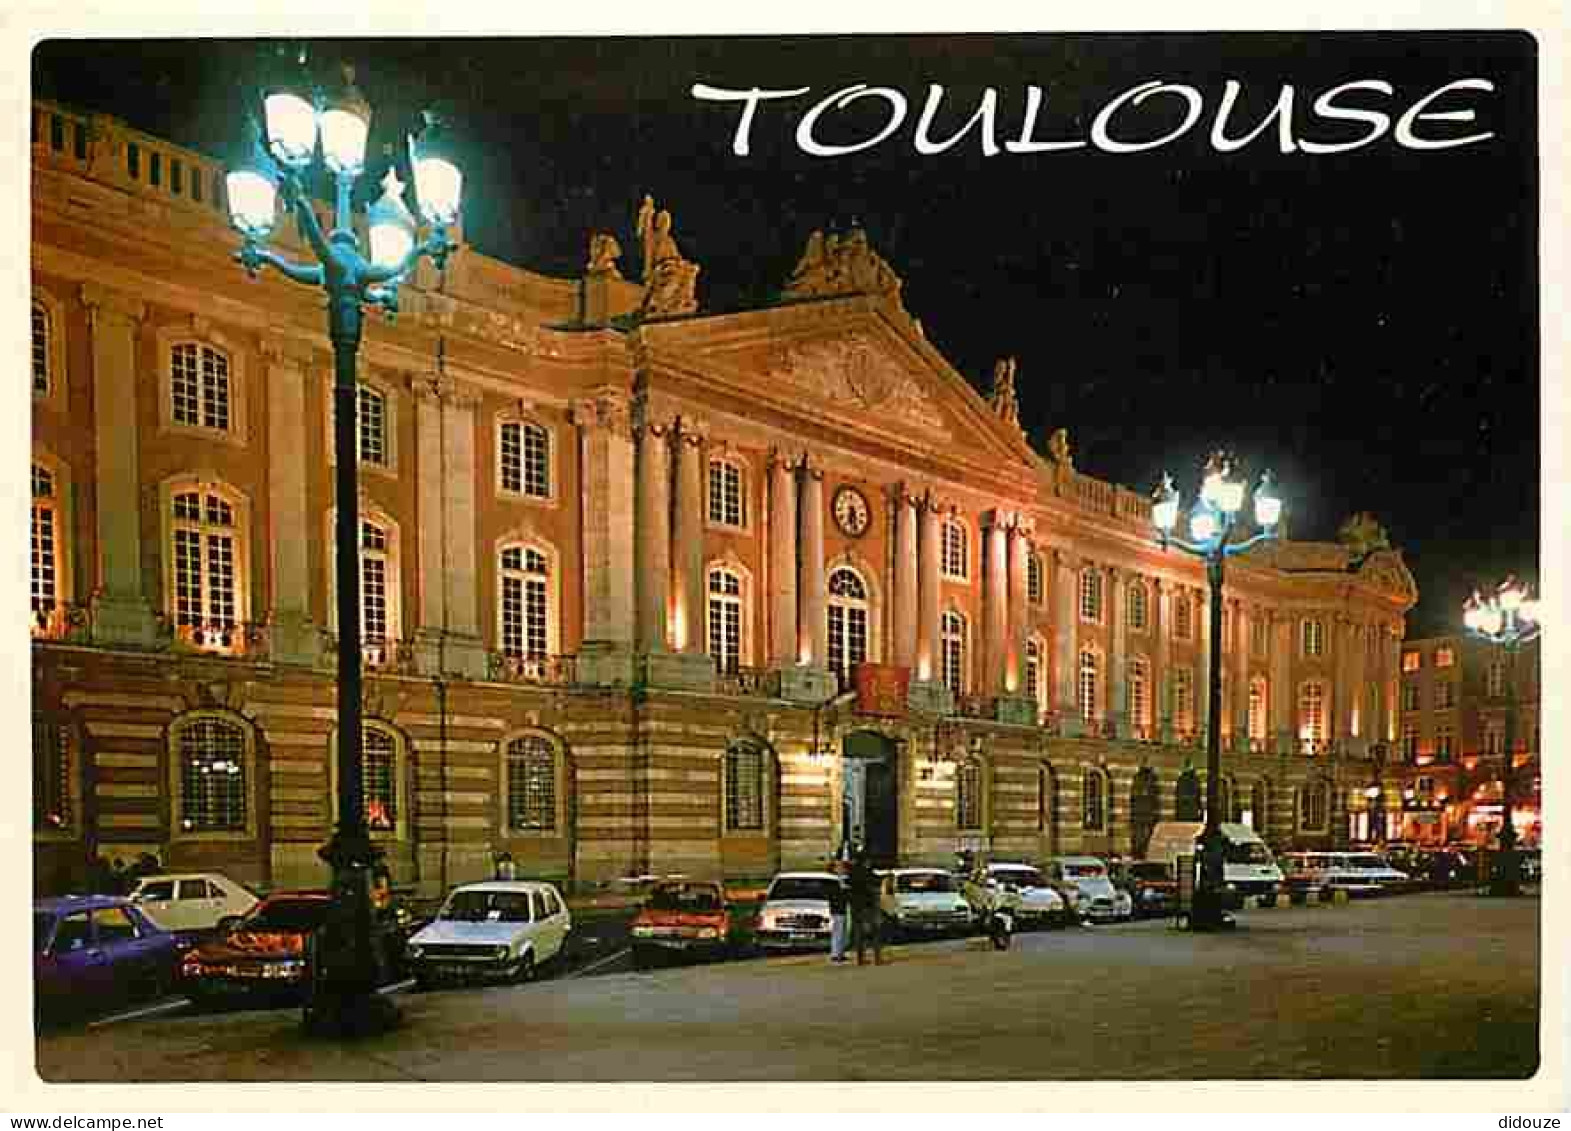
left=79, top=281, right=145, bottom=323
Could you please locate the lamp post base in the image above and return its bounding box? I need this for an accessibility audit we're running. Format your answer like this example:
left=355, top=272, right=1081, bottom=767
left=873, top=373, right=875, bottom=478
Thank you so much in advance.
left=304, top=832, right=402, bottom=1039
left=1186, top=889, right=1236, bottom=932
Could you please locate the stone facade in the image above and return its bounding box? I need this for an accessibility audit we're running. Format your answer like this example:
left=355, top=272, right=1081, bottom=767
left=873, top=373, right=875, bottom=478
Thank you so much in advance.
left=29, top=101, right=1418, bottom=897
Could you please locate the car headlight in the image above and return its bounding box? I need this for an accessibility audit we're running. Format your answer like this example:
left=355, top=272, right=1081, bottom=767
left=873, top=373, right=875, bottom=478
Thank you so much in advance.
left=406, top=944, right=424, bottom=959
left=696, top=927, right=719, bottom=940
left=632, top=925, right=654, bottom=938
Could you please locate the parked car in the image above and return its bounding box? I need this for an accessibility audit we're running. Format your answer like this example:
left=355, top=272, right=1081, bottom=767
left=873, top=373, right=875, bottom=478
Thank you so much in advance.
left=879, top=868, right=973, bottom=937
left=179, top=890, right=334, bottom=1005
left=961, top=862, right=1071, bottom=929
left=1142, top=822, right=1284, bottom=903
left=130, top=872, right=258, bottom=936
left=1281, top=852, right=1409, bottom=897
left=405, top=880, right=571, bottom=988
left=1045, top=856, right=1134, bottom=923
left=753, top=871, right=843, bottom=951
left=35, top=895, right=183, bottom=1022
left=630, top=880, right=732, bottom=967
left=1113, top=860, right=1179, bottom=918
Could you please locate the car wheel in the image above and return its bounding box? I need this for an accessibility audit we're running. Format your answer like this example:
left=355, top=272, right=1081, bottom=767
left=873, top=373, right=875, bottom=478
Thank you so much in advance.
left=513, top=952, right=536, bottom=985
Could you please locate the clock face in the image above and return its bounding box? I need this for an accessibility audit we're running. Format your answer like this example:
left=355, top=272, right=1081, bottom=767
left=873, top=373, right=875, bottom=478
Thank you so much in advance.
left=833, top=486, right=871, bottom=537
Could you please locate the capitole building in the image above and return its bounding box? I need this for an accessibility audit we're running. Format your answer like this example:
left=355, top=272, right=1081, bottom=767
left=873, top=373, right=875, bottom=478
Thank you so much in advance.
left=29, top=100, right=1420, bottom=897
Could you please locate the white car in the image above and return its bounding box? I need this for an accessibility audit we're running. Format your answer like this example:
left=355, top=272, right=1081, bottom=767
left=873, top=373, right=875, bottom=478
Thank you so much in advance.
left=405, top=881, right=571, bottom=986
left=879, top=868, right=973, bottom=936
left=129, top=873, right=257, bottom=934
left=962, top=862, right=1071, bottom=929
left=1284, top=852, right=1409, bottom=897
left=753, top=872, right=843, bottom=951
left=1045, top=857, right=1134, bottom=923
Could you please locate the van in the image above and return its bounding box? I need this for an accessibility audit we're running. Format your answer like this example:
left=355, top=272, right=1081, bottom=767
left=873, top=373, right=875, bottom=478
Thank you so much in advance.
left=1142, top=821, right=1284, bottom=900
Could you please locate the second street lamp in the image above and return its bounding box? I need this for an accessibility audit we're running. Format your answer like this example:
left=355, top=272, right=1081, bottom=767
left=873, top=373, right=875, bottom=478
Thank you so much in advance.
left=1152, top=454, right=1282, bottom=931
left=226, top=50, right=462, bottom=1035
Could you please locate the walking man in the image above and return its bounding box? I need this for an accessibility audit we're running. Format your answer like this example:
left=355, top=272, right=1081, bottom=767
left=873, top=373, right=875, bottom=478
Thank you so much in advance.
left=848, top=842, right=885, bottom=966
left=828, top=857, right=850, bottom=963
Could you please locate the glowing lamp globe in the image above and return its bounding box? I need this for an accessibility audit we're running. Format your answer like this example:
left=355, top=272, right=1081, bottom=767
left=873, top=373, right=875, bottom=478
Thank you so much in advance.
left=367, top=169, right=417, bottom=271
left=264, top=90, right=319, bottom=169
left=1151, top=475, right=1179, bottom=533
left=1190, top=508, right=1218, bottom=543
left=1253, top=472, right=1282, bottom=529
left=320, top=70, right=372, bottom=176
left=409, top=113, right=463, bottom=226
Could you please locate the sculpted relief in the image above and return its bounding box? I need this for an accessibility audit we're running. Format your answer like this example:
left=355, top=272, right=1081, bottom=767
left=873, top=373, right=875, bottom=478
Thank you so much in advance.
left=767, top=333, right=948, bottom=435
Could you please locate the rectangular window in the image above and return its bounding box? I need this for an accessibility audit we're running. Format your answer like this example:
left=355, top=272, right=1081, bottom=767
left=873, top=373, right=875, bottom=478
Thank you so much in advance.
left=507, top=738, right=556, bottom=832
left=1248, top=680, right=1267, bottom=742
left=32, top=305, right=49, bottom=394
left=363, top=729, right=396, bottom=832
left=1079, top=570, right=1102, bottom=623
left=1403, top=725, right=1420, bottom=760
left=32, top=718, right=71, bottom=831
left=710, top=595, right=742, bottom=673
left=31, top=468, right=57, bottom=621
left=1174, top=669, right=1194, bottom=733
left=523, top=424, right=549, bottom=498
left=1435, top=728, right=1453, bottom=762
left=1402, top=683, right=1420, bottom=712
left=708, top=461, right=744, bottom=527
left=1435, top=647, right=1455, bottom=668
left=179, top=719, right=246, bottom=832
left=173, top=529, right=204, bottom=626
left=942, top=522, right=967, bottom=580
left=725, top=746, right=764, bottom=831
left=1402, top=651, right=1421, bottom=673
left=1435, top=681, right=1456, bottom=710
left=942, top=620, right=965, bottom=693
left=171, top=344, right=230, bottom=431
left=1028, top=555, right=1044, bottom=606
left=357, top=386, right=386, bottom=466
left=1128, top=661, right=1149, bottom=729
left=1303, top=620, right=1324, bottom=657
left=362, top=556, right=388, bottom=643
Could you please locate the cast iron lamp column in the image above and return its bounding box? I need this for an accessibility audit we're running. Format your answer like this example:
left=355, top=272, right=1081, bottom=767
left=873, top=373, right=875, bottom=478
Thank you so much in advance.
left=1462, top=577, right=1541, bottom=897
left=225, top=56, right=463, bottom=1035
left=1151, top=454, right=1282, bottom=931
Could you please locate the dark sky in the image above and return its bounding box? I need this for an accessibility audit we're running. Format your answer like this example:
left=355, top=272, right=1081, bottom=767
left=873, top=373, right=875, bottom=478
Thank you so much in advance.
left=32, top=34, right=1539, bottom=637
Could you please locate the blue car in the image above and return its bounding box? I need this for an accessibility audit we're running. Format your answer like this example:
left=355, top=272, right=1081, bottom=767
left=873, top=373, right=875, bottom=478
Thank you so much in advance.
left=34, top=895, right=182, bottom=1022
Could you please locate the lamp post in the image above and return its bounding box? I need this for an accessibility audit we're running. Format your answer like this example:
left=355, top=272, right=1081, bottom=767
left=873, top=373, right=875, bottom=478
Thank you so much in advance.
left=226, top=49, right=463, bottom=1035
left=1151, top=454, right=1283, bottom=931
left=1462, top=576, right=1541, bottom=897
left=1365, top=743, right=1387, bottom=846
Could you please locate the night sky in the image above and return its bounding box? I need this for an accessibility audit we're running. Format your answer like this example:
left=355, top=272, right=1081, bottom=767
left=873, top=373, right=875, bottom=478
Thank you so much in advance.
left=32, top=34, right=1539, bottom=637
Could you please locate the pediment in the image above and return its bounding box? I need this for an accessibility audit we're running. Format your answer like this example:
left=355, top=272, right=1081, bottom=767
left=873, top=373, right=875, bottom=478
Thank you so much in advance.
left=1358, top=549, right=1420, bottom=604
left=763, top=330, right=949, bottom=435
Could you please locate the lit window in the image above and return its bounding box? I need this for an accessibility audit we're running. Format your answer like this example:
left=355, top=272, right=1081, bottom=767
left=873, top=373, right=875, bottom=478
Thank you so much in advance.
left=1302, top=619, right=1325, bottom=658
left=1300, top=779, right=1329, bottom=831
left=1487, top=661, right=1507, bottom=699
left=1484, top=723, right=1504, bottom=756
left=707, top=459, right=745, bottom=527
left=1079, top=568, right=1102, bottom=623
left=1174, top=668, right=1195, bottom=734
left=941, top=610, right=967, bottom=693
left=725, top=742, right=765, bottom=831
left=176, top=717, right=247, bottom=832
left=32, top=717, right=71, bottom=831
left=1299, top=681, right=1326, bottom=752
left=1402, top=683, right=1420, bottom=712
left=1435, top=726, right=1454, bottom=762
left=171, top=489, right=239, bottom=647
left=32, top=303, right=50, bottom=395
left=506, top=734, right=557, bottom=832
left=361, top=520, right=391, bottom=655
left=499, top=421, right=551, bottom=499
left=362, top=726, right=397, bottom=832
left=1027, top=553, right=1044, bottom=606
left=1252, top=616, right=1269, bottom=657
left=170, top=343, right=231, bottom=431
left=1127, top=658, right=1149, bottom=730
left=957, top=756, right=984, bottom=831
left=941, top=519, right=968, bottom=581
left=709, top=567, right=744, bottom=675
left=500, top=545, right=551, bottom=662
left=1434, top=647, right=1455, bottom=669
left=1434, top=681, right=1456, bottom=710
left=356, top=384, right=387, bottom=467
left=1077, top=649, right=1099, bottom=722
left=31, top=465, right=59, bottom=633
left=1403, top=725, right=1420, bottom=760
left=1026, top=638, right=1046, bottom=719
left=827, top=567, right=869, bottom=683
left=1174, top=594, right=1193, bottom=640
left=1127, top=582, right=1147, bottom=632
left=1082, top=769, right=1106, bottom=832
left=1402, top=651, right=1421, bottom=673
left=1248, top=677, right=1268, bottom=743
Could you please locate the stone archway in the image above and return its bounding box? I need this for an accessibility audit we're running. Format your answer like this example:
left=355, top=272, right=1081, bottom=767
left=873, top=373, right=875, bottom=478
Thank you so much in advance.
left=1130, top=767, right=1161, bottom=857
left=842, top=729, right=900, bottom=867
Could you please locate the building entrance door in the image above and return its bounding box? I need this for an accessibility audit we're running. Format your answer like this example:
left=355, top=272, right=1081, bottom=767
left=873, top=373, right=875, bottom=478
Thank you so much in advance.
left=842, top=730, right=899, bottom=867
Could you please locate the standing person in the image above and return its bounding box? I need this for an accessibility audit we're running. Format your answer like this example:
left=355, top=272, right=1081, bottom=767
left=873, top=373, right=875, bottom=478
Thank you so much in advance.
left=828, top=858, right=850, bottom=964
left=848, top=843, right=885, bottom=966
left=494, top=851, right=518, bottom=881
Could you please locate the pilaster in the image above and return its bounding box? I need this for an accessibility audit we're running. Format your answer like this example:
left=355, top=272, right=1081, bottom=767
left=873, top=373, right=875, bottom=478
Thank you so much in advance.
left=572, top=389, right=638, bottom=686
left=263, top=332, right=319, bottom=665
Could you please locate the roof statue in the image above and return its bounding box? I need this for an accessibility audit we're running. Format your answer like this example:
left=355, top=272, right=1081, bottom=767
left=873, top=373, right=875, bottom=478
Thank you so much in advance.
left=988, top=356, right=1022, bottom=431
left=635, top=194, right=699, bottom=318
left=1048, top=427, right=1074, bottom=470
left=1338, top=511, right=1391, bottom=563
left=586, top=232, right=623, bottom=278
left=782, top=224, right=904, bottom=301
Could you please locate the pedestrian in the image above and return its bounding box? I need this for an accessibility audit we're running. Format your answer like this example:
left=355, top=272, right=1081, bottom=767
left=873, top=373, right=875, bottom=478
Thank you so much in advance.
left=848, top=843, right=884, bottom=966
left=494, top=851, right=518, bottom=881
left=828, top=858, right=850, bottom=964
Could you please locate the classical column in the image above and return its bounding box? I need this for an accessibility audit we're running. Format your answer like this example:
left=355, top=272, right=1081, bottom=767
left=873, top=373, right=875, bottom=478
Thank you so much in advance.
left=1108, top=566, right=1128, bottom=738
left=412, top=380, right=447, bottom=670
left=797, top=460, right=827, bottom=668
left=1151, top=578, right=1169, bottom=742
left=635, top=412, right=673, bottom=654
left=916, top=495, right=941, bottom=682
left=1053, top=549, right=1080, bottom=736
left=1385, top=623, right=1402, bottom=744
left=438, top=385, right=486, bottom=677
left=1005, top=524, right=1030, bottom=695
left=1272, top=611, right=1294, bottom=754
left=1347, top=619, right=1368, bottom=751
left=671, top=419, right=707, bottom=656
left=1196, top=584, right=1211, bottom=739
left=573, top=390, right=638, bottom=685
left=981, top=510, right=1009, bottom=697
left=1233, top=601, right=1252, bottom=751
left=890, top=485, right=919, bottom=670
left=768, top=452, right=799, bottom=668
left=263, top=332, right=317, bottom=665
left=82, top=284, right=157, bottom=647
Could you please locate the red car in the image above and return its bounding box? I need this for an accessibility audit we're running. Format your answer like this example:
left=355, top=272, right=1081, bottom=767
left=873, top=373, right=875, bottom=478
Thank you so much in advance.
left=179, top=890, right=331, bottom=1004
left=629, top=881, right=732, bottom=968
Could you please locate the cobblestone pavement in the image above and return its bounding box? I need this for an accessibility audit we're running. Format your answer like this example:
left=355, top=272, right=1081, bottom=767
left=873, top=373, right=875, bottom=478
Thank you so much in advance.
left=35, top=892, right=1539, bottom=1082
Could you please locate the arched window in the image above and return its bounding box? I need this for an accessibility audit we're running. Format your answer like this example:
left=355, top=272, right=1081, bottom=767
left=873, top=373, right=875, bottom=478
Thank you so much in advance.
left=941, top=518, right=968, bottom=580
left=170, top=342, right=232, bottom=432
left=31, top=463, right=60, bottom=634
left=363, top=725, right=398, bottom=832
left=1299, top=680, right=1327, bottom=753
left=1302, top=618, right=1325, bottom=658
left=1082, top=767, right=1107, bottom=832
left=1127, top=581, right=1148, bottom=632
left=500, top=545, right=551, bottom=661
left=1248, top=676, right=1269, bottom=746
left=505, top=733, right=560, bottom=833
left=940, top=610, right=968, bottom=693
left=1025, top=636, right=1047, bottom=720
left=1077, top=648, right=1099, bottom=723
left=1174, top=593, right=1193, bottom=640
left=1175, top=768, right=1202, bottom=821
left=1079, top=567, right=1103, bottom=623
left=725, top=741, right=766, bottom=832
left=709, top=567, right=744, bottom=674
left=956, top=755, right=984, bottom=831
left=170, top=487, right=244, bottom=650
left=499, top=419, right=552, bottom=499
left=707, top=458, right=746, bottom=528
left=827, top=567, right=869, bottom=682
left=174, top=716, right=249, bottom=833
left=32, top=301, right=51, bottom=395
left=1127, top=658, right=1150, bottom=733
left=1299, top=778, right=1330, bottom=832
left=1027, top=552, right=1044, bottom=605
left=1174, top=667, right=1195, bottom=734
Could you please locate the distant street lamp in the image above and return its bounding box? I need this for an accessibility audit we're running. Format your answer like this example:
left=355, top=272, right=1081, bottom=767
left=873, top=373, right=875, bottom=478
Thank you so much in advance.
left=1152, top=454, right=1283, bottom=931
left=1462, top=576, right=1541, bottom=897
left=226, top=48, right=463, bottom=1034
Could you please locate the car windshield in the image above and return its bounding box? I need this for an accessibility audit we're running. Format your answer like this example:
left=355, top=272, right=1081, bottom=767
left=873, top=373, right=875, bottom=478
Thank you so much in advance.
left=1225, top=841, right=1274, bottom=865
left=993, top=867, right=1046, bottom=887
left=1129, top=863, right=1172, bottom=881
left=440, top=890, right=533, bottom=922
left=647, top=885, right=723, bottom=912
left=244, top=899, right=333, bottom=932
left=896, top=872, right=956, bottom=893
left=768, top=877, right=840, bottom=902
left=1063, top=864, right=1106, bottom=878
left=1346, top=855, right=1388, bottom=869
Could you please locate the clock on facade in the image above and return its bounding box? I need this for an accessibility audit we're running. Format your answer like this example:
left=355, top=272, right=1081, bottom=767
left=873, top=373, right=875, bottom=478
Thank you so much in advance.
left=832, top=485, right=871, bottom=537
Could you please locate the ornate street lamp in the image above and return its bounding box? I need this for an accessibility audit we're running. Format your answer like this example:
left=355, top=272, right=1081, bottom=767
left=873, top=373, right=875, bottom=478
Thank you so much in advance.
left=1462, top=576, right=1541, bottom=896
left=1151, top=454, right=1283, bottom=931
left=226, top=48, right=462, bottom=1035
